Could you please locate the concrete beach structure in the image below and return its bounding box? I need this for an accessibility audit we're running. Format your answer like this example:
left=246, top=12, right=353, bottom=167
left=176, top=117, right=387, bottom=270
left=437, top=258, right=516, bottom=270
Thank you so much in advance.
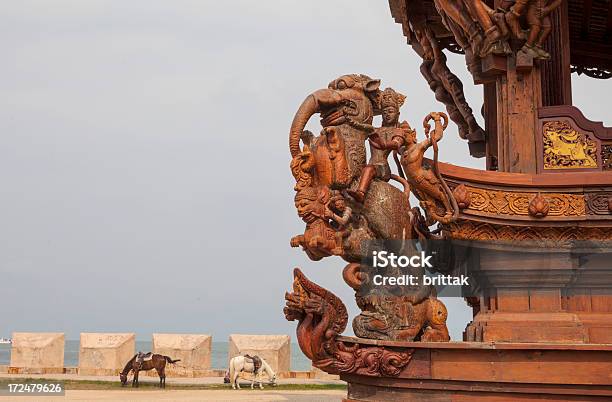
left=1, top=332, right=329, bottom=378
left=152, top=333, right=212, bottom=376
left=228, top=334, right=290, bottom=374
left=9, top=332, right=64, bottom=374
left=78, top=333, right=135, bottom=376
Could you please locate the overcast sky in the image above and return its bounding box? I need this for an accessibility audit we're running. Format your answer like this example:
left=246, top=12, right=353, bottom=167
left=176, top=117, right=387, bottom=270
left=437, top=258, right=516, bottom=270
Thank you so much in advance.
left=1, top=1, right=609, bottom=342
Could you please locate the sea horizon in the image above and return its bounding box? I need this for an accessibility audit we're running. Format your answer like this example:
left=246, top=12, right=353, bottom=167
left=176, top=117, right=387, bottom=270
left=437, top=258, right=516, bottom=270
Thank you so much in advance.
left=0, top=341, right=312, bottom=371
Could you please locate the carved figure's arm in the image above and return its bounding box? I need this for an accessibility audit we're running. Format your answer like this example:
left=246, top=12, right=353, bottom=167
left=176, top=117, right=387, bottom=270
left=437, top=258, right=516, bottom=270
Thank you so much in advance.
left=418, top=112, right=446, bottom=150
left=394, top=121, right=413, bottom=146
left=337, top=207, right=352, bottom=226
left=415, top=137, right=432, bottom=154
left=291, top=235, right=305, bottom=248
left=369, top=132, right=402, bottom=151
left=430, top=113, right=446, bottom=144
left=326, top=206, right=352, bottom=227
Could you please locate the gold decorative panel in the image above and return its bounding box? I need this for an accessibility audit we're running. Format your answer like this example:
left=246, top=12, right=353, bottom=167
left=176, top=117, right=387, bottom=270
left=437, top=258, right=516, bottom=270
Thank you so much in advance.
left=542, top=120, right=597, bottom=169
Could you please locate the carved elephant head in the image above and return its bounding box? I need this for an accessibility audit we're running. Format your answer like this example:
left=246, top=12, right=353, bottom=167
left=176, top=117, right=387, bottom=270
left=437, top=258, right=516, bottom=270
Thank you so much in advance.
left=289, top=74, right=381, bottom=188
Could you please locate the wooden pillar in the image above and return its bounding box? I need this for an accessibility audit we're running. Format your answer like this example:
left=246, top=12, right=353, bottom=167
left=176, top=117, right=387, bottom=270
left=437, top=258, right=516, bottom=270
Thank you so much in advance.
left=484, top=0, right=569, bottom=172
left=541, top=0, right=572, bottom=106
left=495, top=55, right=541, bottom=174
left=483, top=83, right=498, bottom=170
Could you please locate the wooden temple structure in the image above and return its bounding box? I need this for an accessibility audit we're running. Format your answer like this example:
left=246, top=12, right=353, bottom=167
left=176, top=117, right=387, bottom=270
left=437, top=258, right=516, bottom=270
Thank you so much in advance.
left=284, top=0, right=612, bottom=400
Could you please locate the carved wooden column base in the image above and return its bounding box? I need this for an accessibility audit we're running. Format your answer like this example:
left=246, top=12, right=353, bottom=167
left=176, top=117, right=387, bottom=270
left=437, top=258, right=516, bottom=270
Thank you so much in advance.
left=467, top=312, right=593, bottom=343
left=465, top=295, right=612, bottom=343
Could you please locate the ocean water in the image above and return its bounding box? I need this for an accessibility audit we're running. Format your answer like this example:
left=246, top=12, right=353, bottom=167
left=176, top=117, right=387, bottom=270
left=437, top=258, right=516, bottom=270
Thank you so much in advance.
left=0, top=341, right=312, bottom=371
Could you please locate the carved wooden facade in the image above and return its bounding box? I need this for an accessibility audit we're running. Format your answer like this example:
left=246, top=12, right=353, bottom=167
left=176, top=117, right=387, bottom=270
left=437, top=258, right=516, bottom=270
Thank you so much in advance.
left=283, top=2, right=612, bottom=400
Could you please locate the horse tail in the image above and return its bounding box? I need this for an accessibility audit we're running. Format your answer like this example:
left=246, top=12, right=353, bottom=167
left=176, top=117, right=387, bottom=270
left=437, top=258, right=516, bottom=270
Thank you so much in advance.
left=164, top=356, right=181, bottom=364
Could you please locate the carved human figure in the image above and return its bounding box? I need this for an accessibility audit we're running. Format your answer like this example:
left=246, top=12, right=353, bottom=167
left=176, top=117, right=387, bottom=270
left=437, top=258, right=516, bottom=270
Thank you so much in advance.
left=412, top=23, right=485, bottom=156
left=401, top=112, right=458, bottom=224
left=432, top=0, right=510, bottom=57
left=463, top=0, right=511, bottom=56
left=290, top=143, right=315, bottom=192
left=325, top=191, right=353, bottom=249
left=325, top=192, right=351, bottom=227
left=348, top=88, right=409, bottom=203
left=290, top=187, right=343, bottom=260
left=504, top=0, right=562, bottom=59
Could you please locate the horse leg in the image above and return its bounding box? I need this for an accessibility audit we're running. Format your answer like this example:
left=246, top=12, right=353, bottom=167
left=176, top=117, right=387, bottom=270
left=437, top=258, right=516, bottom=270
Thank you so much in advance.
left=234, top=370, right=241, bottom=390
left=155, top=367, right=163, bottom=388
left=254, top=370, right=261, bottom=389
left=133, top=369, right=139, bottom=388
left=161, top=367, right=166, bottom=388
left=251, top=371, right=255, bottom=389
left=229, top=361, right=236, bottom=390
left=231, top=361, right=240, bottom=390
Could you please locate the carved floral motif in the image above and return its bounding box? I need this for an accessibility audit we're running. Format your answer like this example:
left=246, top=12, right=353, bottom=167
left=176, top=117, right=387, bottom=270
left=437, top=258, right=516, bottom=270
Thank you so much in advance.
left=453, top=184, right=471, bottom=209
left=464, top=187, right=585, bottom=217
left=446, top=221, right=612, bottom=244
left=528, top=194, right=550, bottom=218
left=586, top=193, right=612, bottom=215
left=542, top=120, right=598, bottom=170
left=334, top=343, right=414, bottom=377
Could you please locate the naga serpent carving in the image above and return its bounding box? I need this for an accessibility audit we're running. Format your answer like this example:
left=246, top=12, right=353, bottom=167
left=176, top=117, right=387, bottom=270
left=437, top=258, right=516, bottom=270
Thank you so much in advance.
left=286, top=75, right=454, bottom=358
left=284, top=268, right=415, bottom=376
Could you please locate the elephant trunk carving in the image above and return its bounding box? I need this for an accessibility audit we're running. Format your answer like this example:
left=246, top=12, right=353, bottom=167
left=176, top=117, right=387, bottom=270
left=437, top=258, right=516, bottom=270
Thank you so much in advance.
left=290, top=89, right=344, bottom=158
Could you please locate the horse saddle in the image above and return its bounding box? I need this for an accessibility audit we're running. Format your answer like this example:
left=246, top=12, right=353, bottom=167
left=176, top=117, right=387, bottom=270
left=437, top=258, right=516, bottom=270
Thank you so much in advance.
left=137, top=351, right=153, bottom=363
left=244, top=354, right=262, bottom=373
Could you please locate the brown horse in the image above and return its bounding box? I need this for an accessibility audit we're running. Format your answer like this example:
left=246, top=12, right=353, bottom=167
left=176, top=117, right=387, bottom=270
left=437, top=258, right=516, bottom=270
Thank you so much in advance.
left=119, top=353, right=180, bottom=388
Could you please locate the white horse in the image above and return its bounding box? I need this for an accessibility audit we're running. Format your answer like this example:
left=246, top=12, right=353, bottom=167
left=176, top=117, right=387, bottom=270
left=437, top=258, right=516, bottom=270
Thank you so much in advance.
left=228, top=355, right=277, bottom=389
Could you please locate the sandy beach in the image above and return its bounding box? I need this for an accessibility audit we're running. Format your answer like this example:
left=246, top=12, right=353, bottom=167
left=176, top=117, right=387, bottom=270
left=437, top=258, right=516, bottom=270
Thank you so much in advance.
left=0, top=389, right=345, bottom=401
left=0, top=373, right=345, bottom=401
